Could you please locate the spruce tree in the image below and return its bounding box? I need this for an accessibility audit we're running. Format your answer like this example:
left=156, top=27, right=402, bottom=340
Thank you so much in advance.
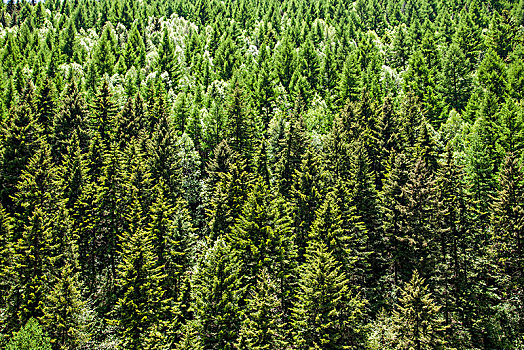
left=207, top=156, right=252, bottom=241
left=192, top=239, right=245, bottom=350
left=491, top=154, right=524, bottom=334
left=228, top=179, right=294, bottom=287
left=90, top=79, right=117, bottom=143
left=391, top=271, right=448, bottom=350
left=51, top=80, right=89, bottom=160
left=236, top=270, right=287, bottom=350
left=111, top=197, right=171, bottom=349
left=291, top=241, right=366, bottom=349
left=6, top=318, right=52, bottom=350
left=0, top=98, right=42, bottom=211
left=289, top=149, right=324, bottom=261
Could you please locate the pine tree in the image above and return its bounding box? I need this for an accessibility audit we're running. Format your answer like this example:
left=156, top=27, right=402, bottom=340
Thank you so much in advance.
left=192, top=239, right=245, bottom=350
left=236, top=270, right=287, bottom=350
left=391, top=271, right=448, bottom=350
left=291, top=241, right=366, bottom=349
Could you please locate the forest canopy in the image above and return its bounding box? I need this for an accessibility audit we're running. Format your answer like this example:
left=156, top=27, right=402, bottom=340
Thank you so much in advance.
left=0, top=0, right=524, bottom=348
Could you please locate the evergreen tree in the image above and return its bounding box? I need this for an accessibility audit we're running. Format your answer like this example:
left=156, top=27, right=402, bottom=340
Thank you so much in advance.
left=0, top=97, right=42, bottom=211
left=291, top=241, right=366, bottom=349
left=35, top=78, right=57, bottom=137
left=207, top=156, right=252, bottom=241
left=51, top=80, right=89, bottom=160
left=90, top=79, right=117, bottom=143
left=391, top=271, right=448, bottom=350
left=236, top=270, right=287, bottom=350
left=192, top=239, right=245, bottom=350
left=289, top=149, right=324, bottom=261
left=228, top=180, right=294, bottom=287
left=111, top=197, right=171, bottom=349
left=490, top=154, right=524, bottom=338
left=6, top=318, right=52, bottom=350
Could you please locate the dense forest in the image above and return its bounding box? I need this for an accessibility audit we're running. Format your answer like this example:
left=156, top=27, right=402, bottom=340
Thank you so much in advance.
left=0, top=0, right=523, bottom=348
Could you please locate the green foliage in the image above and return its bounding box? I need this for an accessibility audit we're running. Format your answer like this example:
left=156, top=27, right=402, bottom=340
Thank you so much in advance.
left=291, top=241, right=366, bottom=349
left=1, top=0, right=524, bottom=348
left=391, top=271, right=448, bottom=350
left=192, top=239, right=245, bottom=350
left=6, top=318, right=52, bottom=350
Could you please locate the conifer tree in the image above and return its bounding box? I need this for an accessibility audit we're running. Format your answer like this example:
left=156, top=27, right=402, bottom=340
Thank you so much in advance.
left=10, top=207, right=56, bottom=329
left=35, top=78, right=57, bottom=137
left=147, top=101, right=181, bottom=199
left=51, top=80, right=89, bottom=160
left=111, top=197, right=171, bottom=349
left=6, top=318, right=52, bottom=350
left=391, top=271, right=448, bottom=350
left=228, top=180, right=294, bottom=287
left=157, top=26, right=182, bottom=86
left=291, top=241, right=366, bottom=349
left=336, top=51, right=360, bottom=107
left=276, top=103, right=308, bottom=197
left=123, top=24, right=146, bottom=69
left=0, top=98, right=42, bottom=211
left=289, top=149, right=324, bottom=261
left=91, top=23, right=117, bottom=78
left=225, top=82, right=252, bottom=157
left=207, top=156, right=252, bottom=241
left=438, top=43, right=471, bottom=112
left=90, top=79, right=117, bottom=143
left=43, top=260, right=89, bottom=349
left=12, top=143, right=57, bottom=233
left=0, top=204, right=14, bottom=332
left=192, top=239, right=245, bottom=350
left=236, top=271, right=287, bottom=350
left=147, top=187, right=196, bottom=301
left=491, top=154, right=524, bottom=328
